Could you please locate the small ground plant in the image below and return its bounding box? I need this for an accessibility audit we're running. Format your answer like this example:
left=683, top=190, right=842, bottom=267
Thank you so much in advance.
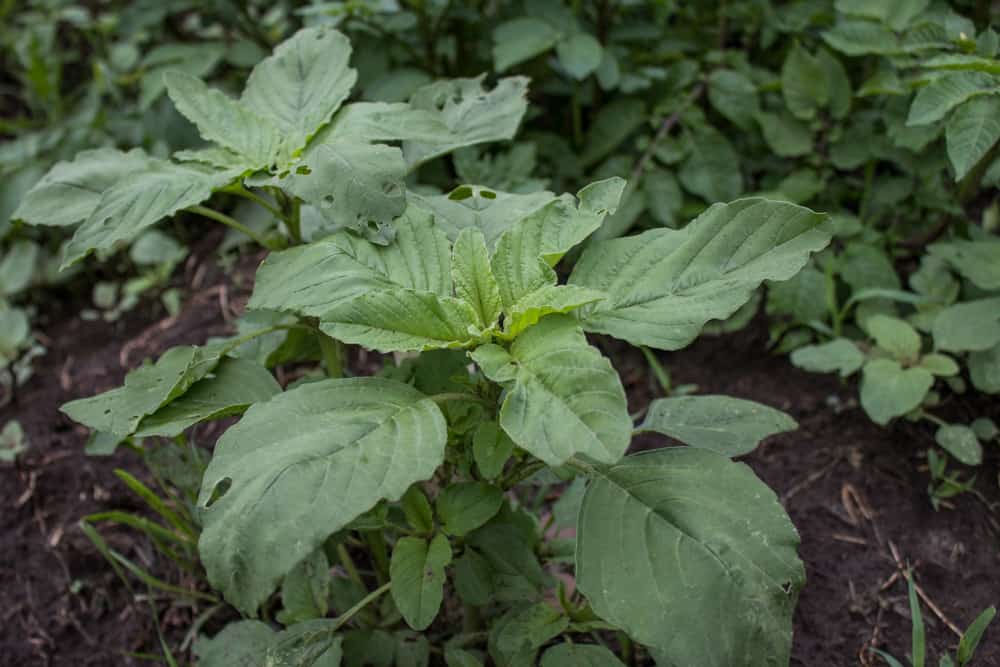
left=20, top=24, right=840, bottom=665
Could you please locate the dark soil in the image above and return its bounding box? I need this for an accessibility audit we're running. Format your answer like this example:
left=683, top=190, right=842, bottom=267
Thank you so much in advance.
left=3, top=242, right=999, bottom=665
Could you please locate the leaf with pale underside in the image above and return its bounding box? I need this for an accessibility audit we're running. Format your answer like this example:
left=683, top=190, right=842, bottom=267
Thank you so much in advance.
left=197, top=377, right=447, bottom=614
left=637, top=395, right=797, bottom=457
left=470, top=315, right=630, bottom=466
left=576, top=448, right=804, bottom=667
left=569, top=198, right=830, bottom=350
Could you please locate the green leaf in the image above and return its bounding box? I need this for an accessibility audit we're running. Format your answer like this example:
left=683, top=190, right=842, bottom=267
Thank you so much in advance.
left=241, top=26, right=356, bottom=157
left=249, top=206, right=452, bottom=318
left=969, top=342, right=1000, bottom=393
left=946, top=96, right=1000, bottom=180
left=0, top=420, right=27, bottom=462
left=766, top=266, right=828, bottom=323
left=867, top=314, right=922, bottom=361
left=859, top=359, right=934, bottom=425
left=556, top=33, right=603, bottom=80
left=492, top=18, right=561, bottom=72
left=679, top=127, right=743, bottom=201
left=320, top=288, right=481, bottom=353
left=61, top=160, right=234, bottom=268
left=570, top=199, right=830, bottom=350
left=488, top=603, right=569, bottom=667
left=818, top=49, right=852, bottom=119
left=390, top=534, right=452, bottom=631
left=790, top=339, right=865, bottom=377
left=12, top=148, right=151, bottom=227
left=755, top=111, right=813, bottom=158
left=165, top=70, right=279, bottom=168
left=445, top=647, right=485, bottom=667
left=907, top=72, right=999, bottom=126
left=195, top=620, right=274, bottom=667
left=579, top=98, right=647, bottom=168
left=452, top=229, right=502, bottom=327
left=472, top=421, right=515, bottom=479
left=471, top=316, right=631, bottom=466
left=401, top=485, right=435, bottom=533
left=919, top=353, right=959, bottom=376
left=436, top=482, right=504, bottom=536
left=935, top=424, right=983, bottom=466
left=637, top=395, right=797, bottom=457
left=501, top=284, right=605, bottom=339
left=277, top=548, right=330, bottom=625
left=933, top=298, right=1000, bottom=352
left=707, top=70, right=760, bottom=131
left=197, top=377, right=447, bottom=614
left=822, top=20, right=901, bottom=56
left=134, top=357, right=280, bottom=438
left=928, top=239, right=1000, bottom=290
left=540, top=643, right=626, bottom=667
left=782, top=43, right=828, bottom=120
left=453, top=548, right=495, bottom=606
left=576, top=448, right=804, bottom=666
left=410, top=187, right=557, bottom=250
left=466, top=506, right=545, bottom=599
left=404, top=76, right=529, bottom=169
left=62, top=343, right=228, bottom=439
left=958, top=607, right=996, bottom=665
left=0, top=240, right=39, bottom=296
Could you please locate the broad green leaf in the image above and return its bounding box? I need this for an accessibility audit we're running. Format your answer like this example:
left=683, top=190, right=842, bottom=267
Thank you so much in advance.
left=241, top=26, right=356, bottom=156
left=12, top=148, right=151, bottom=227
left=935, top=424, right=983, bottom=466
left=570, top=199, right=830, bottom=350
left=969, top=343, right=1000, bottom=393
left=576, top=448, right=804, bottom=667
left=61, top=160, right=234, bottom=268
left=501, top=284, right=606, bottom=339
left=867, top=314, right=922, bottom=360
left=491, top=179, right=625, bottom=309
left=492, top=18, right=561, bottom=72
left=320, top=288, right=481, bottom=353
left=907, top=72, right=999, bottom=126
left=839, top=243, right=901, bottom=291
left=198, top=377, right=447, bottom=614
left=472, top=421, right=515, bottom=479
left=277, top=548, right=330, bottom=625
left=62, top=343, right=228, bottom=439
left=822, top=20, right=901, bottom=56
left=453, top=548, right=495, bottom=606
left=679, top=127, right=742, bottom=202
left=445, top=647, right=485, bottom=667
left=767, top=266, right=828, bottom=323
left=579, top=98, right=647, bottom=168
left=818, top=49, right=852, bottom=119
left=637, top=395, right=797, bottom=457
left=470, top=316, right=630, bottom=466
left=919, top=353, right=959, bottom=376
left=488, top=603, right=569, bottom=667
left=946, top=96, right=1000, bottom=180
left=0, top=308, right=30, bottom=361
left=782, top=44, right=828, bottom=120
left=401, top=485, right=435, bottom=533
left=556, top=32, right=603, bottom=80
left=836, top=0, right=929, bottom=31
left=165, top=70, right=279, bottom=168
left=643, top=168, right=683, bottom=227
left=452, top=229, right=502, bottom=327
left=249, top=207, right=452, bottom=317
left=466, top=506, right=545, bottom=600
left=264, top=620, right=343, bottom=667
left=755, top=111, right=813, bottom=158
left=928, top=239, right=1000, bottom=290
left=195, top=620, right=274, bottom=667
left=390, top=534, right=452, bottom=631
left=932, top=298, right=1000, bottom=352
left=409, top=187, right=557, bottom=250
left=134, top=357, right=280, bottom=437
left=330, top=102, right=451, bottom=144
left=859, top=359, right=933, bottom=425
left=540, top=644, right=626, bottom=667
left=436, top=482, right=504, bottom=536
left=404, top=76, right=529, bottom=168
left=708, top=69, right=760, bottom=130
left=0, top=240, right=39, bottom=296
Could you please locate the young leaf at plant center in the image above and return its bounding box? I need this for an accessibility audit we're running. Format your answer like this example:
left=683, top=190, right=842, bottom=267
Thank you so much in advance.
left=860, top=359, right=934, bottom=425
left=452, top=228, right=502, bottom=328
left=637, top=395, right=798, bottom=457
left=197, top=378, right=447, bottom=614
left=390, top=534, right=452, bottom=631
left=436, top=482, right=504, bottom=536
left=470, top=315, right=631, bottom=466
left=472, top=420, right=514, bottom=480
left=540, top=643, right=627, bottom=667
left=867, top=314, right=922, bottom=361
left=576, top=448, right=804, bottom=667
left=570, top=198, right=830, bottom=350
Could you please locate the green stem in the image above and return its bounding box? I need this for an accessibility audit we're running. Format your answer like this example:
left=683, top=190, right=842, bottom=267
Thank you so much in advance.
left=318, top=332, right=344, bottom=378
left=221, top=184, right=287, bottom=222
left=365, top=531, right=390, bottom=585
left=640, top=346, right=672, bottom=395
left=185, top=205, right=279, bottom=250
left=332, top=582, right=391, bottom=631
left=286, top=197, right=302, bottom=245
left=337, top=543, right=364, bottom=588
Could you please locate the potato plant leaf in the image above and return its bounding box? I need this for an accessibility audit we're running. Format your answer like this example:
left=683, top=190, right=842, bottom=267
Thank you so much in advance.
left=197, top=378, right=447, bottom=614
left=576, top=448, right=804, bottom=667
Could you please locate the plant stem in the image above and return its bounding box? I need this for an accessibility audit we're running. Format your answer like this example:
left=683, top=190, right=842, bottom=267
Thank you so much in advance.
left=337, top=543, right=364, bottom=588
left=332, top=582, right=392, bottom=632
left=318, top=332, right=344, bottom=378
left=185, top=205, right=279, bottom=250
left=221, top=184, right=287, bottom=221
left=365, top=531, right=390, bottom=585
left=286, top=197, right=302, bottom=245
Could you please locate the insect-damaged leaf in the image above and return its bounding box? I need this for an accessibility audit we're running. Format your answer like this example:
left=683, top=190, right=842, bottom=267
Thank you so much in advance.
left=576, top=448, right=804, bottom=667
left=197, top=378, right=447, bottom=614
